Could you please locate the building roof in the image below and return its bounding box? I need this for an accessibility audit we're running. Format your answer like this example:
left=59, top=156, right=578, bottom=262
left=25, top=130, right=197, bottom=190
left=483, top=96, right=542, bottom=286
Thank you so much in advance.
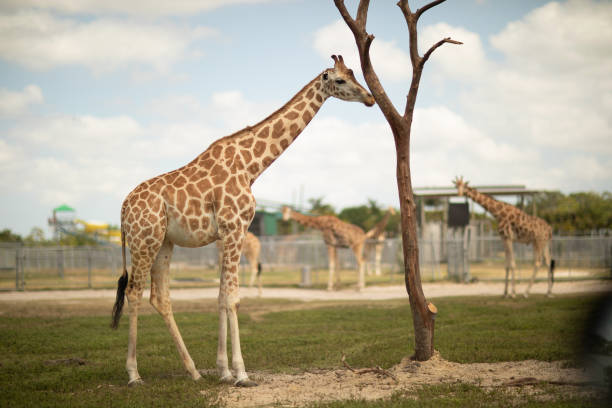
left=414, top=185, right=542, bottom=198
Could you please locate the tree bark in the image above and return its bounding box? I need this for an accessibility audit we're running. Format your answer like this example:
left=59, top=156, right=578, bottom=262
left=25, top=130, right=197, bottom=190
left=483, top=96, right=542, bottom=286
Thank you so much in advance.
left=334, top=0, right=458, bottom=361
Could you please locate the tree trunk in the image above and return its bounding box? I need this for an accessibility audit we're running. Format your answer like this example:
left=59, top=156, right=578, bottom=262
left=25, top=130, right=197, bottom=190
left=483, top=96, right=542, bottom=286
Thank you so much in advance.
left=396, top=131, right=436, bottom=360
left=333, top=0, right=456, bottom=362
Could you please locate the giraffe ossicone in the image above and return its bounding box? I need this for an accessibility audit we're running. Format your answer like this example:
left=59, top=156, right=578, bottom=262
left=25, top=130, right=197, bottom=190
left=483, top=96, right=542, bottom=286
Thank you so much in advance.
left=110, top=55, right=374, bottom=387
left=453, top=176, right=554, bottom=298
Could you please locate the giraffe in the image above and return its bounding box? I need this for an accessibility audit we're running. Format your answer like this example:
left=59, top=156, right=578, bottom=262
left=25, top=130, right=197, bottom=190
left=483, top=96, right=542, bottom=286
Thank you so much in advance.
left=281, top=206, right=379, bottom=291
left=365, top=207, right=396, bottom=276
left=216, top=232, right=262, bottom=296
left=453, top=177, right=554, bottom=298
left=110, top=55, right=374, bottom=387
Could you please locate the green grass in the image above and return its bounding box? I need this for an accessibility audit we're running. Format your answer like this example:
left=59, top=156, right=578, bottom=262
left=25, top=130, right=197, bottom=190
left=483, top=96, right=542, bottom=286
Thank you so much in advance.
left=0, top=294, right=606, bottom=407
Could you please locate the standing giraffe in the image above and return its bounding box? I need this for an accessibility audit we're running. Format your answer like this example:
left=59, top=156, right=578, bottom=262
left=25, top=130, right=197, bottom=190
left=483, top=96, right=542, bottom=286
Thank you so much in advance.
left=453, top=177, right=554, bottom=298
left=365, top=207, right=396, bottom=276
left=216, top=232, right=262, bottom=296
left=110, top=55, right=374, bottom=387
left=281, top=206, right=379, bottom=291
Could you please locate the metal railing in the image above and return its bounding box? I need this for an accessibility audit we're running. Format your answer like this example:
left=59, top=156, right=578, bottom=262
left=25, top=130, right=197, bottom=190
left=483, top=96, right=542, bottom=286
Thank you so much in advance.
left=1, top=234, right=610, bottom=290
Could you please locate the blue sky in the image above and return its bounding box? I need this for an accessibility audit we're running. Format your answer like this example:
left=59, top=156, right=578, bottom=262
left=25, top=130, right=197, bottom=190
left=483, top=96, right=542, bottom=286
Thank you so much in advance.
left=1, top=0, right=611, bottom=237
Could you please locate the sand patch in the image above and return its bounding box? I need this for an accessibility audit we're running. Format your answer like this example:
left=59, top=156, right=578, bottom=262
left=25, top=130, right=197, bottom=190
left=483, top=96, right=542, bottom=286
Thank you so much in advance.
left=217, top=353, right=594, bottom=407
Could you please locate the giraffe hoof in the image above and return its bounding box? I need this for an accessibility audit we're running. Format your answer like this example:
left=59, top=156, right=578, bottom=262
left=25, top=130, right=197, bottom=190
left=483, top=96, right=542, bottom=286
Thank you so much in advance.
left=127, top=378, right=144, bottom=387
left=523, top=293, right=529, bottom=299
left=546, top=293, right=554, bottom=298
left=219, top=375, right=235, bottom=384
left=235, top=378, right=258, bottom=387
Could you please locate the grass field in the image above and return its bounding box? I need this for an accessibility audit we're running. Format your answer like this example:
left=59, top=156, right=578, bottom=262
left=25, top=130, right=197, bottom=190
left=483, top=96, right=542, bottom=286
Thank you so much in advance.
left=0, top=293, right=608, bottom=407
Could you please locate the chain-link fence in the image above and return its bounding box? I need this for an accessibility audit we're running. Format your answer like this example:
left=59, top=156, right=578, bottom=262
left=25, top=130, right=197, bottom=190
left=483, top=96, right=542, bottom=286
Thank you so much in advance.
left=1, top=234, right=610, bottom=290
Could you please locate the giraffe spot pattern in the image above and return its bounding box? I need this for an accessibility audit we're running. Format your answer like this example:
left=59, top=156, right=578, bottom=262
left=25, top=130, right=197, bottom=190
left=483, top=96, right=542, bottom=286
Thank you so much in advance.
left=272, top=120, right=284, bottom=138
left=211, top=144, right=223, bottom=158
left=253, top=141, right=266, bottom=157
left=257, top=127, right=269, bottom=139
left=302, top=110, right=312, bottom=123
left=284, top=111, right=299, bottom=120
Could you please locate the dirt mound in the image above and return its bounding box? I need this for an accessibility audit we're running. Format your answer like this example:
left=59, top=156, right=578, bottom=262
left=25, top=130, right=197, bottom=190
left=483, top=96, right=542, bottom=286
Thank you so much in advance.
left=217, top=352, right=592, bottom=407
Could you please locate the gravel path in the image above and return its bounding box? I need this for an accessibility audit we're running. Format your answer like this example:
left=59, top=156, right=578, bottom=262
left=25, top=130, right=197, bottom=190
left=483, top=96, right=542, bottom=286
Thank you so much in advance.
left=1, top=280, right=610, bottom=302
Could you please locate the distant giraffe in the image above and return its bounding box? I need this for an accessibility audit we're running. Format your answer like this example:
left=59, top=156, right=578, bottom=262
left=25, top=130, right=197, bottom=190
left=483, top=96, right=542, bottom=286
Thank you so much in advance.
left=216, top=232, right=262, bottom=296
left=453, top=177, right=554, bottom=298
left=365, top=207, right=395, bottom=276
left=281, top=206, right=379, bottom=291
left=110, top=55, right=374, bottom=387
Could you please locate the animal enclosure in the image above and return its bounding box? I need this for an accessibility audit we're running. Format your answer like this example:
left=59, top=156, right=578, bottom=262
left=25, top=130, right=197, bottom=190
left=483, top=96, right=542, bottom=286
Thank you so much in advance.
left=1, top=234, right=610, bottom=291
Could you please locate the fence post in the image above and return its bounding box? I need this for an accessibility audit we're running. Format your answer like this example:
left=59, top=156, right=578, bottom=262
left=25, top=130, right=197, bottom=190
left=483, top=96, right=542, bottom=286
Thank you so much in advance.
left=15, top=247, right=21, bottom=290
left=57, top=248, right=64, bottom=278
left=87, top=247, right=92, bottom=289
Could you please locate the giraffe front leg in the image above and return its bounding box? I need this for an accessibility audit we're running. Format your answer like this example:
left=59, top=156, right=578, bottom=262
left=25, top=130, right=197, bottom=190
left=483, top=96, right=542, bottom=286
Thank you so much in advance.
left=524, top=260, right=540, bottom=298
left=216, top=304, right=234, bottom=383
left=217, top=228, right=257, bottom=387
left=226, top=292, right=257, bottom=387
left=353, top=243, right=365, bottom=292
left=327, top=246, right=336, bottom=291
left=502, top=239, right=516, bottom=299
left=375, top=243, right=383, bottom=276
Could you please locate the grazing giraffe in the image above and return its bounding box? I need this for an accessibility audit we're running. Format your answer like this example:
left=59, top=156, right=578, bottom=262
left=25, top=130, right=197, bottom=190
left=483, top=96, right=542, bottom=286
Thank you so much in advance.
left=281, top=206, right=380, bottom=291
left=453, top=177, right=554, bottom=298
left=216, top=232, right=262, bottom=296
left=110, top=55, right=374, bottom=387
left=365, top=207, right=396, bottom=276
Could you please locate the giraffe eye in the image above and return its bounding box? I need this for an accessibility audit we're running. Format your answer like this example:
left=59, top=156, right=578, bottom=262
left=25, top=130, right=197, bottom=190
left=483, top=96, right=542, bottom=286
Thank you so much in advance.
left=335, top=79, right=346, bottom=85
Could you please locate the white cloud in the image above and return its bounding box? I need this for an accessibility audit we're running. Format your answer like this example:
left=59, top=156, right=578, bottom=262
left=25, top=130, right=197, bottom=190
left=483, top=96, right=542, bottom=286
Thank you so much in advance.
left=0, top=84, right=43, bottom=116
left=252, top=116, right=398, bottom=208
left=0, top=0, right=281, bottom=16
left=313, top=19, right=412, bottom=81
left=0, top=10, right=215, bottom=72
left=415, top=0, right=612, bottom=190
left=490, top=0, right=612, bottom=75
left=419, top=22, right=488, bottom=81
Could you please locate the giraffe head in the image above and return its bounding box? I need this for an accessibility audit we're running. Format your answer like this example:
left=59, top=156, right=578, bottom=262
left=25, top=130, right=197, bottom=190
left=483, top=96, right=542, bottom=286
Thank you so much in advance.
left=453, top=176, right=469, bottom=196
left=281, top=206, right=292, bottom=221
left=321, top=55, right=375, bottom=107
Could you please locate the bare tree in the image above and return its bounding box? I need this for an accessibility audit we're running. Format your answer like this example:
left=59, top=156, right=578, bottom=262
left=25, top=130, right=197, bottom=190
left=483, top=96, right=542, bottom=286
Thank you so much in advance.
left=334, top=0, right=461, bottom=360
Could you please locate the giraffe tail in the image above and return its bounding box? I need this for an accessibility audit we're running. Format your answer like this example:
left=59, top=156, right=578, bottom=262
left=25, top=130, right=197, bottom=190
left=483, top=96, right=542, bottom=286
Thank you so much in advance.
left=257, top=262, right=262, bottom=277
left=111, top=223, right=129, bottom=329
left=550, top=259, right=556, bottom=284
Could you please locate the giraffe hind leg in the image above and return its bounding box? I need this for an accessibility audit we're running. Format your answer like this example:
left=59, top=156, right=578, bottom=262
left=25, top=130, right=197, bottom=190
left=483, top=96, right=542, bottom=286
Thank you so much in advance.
left=150, top=238, right=201, bottom=380
left=124, top=253, right=153, bottom=385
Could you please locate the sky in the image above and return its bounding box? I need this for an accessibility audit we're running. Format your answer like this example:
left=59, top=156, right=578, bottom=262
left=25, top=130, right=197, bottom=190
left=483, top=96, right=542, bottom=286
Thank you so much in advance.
left=1, top=0, right=611, bottom=237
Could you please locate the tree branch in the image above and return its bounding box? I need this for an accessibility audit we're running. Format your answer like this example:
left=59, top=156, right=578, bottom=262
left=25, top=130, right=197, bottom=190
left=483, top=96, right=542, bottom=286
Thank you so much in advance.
left=415, top=0, right=448, bottom=21
left=356, top=0, right=370, bottom=28
left=420, top=37, right=463, bottom=68
left=334, top=0, right=403, bottom=131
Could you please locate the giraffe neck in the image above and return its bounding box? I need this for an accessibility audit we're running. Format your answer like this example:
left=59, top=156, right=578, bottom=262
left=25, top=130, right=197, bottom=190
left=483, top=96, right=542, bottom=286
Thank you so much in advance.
left=288, top=210, right=325, bottom=231
left=463, top=186, right=507, bottom=219
left=230, top=74, right=328, bottom=183
left=367, top=211, right=392, bottom=238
